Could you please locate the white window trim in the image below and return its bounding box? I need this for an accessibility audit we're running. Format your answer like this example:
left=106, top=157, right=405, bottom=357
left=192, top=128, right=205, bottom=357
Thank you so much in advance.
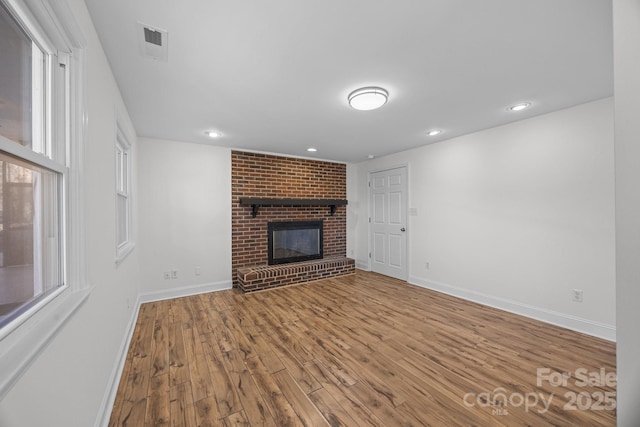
left=0, top=0, right=90, bottom=400
left=115, top=119, right=135, bottom=265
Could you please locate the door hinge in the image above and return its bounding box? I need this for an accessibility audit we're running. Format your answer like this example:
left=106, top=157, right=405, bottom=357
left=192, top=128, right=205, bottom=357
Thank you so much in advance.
left=369, top=252, right=371, bottom=258
left=368, top=181, right=371, bottom=187
left=369, top=217, right=371, bottom=223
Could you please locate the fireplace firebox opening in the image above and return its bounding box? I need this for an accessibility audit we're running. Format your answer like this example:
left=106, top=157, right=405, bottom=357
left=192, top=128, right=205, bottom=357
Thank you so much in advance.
left=268, top=220, right=323, bottom=265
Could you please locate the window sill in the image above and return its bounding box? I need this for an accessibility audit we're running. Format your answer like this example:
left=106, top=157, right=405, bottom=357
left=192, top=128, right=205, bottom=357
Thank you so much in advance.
left=0, top=286, right=92, bottom=400
left=115, top=242, right=135, bottom=266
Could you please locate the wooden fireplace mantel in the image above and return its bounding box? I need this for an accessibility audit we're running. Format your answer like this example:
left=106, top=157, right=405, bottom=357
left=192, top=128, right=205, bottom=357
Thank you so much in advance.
left=239, top=198, right=348, bottom=218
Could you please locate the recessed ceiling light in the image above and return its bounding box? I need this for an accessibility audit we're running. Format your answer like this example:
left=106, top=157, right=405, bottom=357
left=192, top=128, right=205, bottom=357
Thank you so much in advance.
left=348, top=87, right=389, bottom=111
left=508, top=102, right=531, bottom=112
left=427, top=129, right=442, bottom=136
left=307, top=147, right=317, bottom=152
left=205, top=131, right=222, bottom=138
left=367, top=154, right=375, bottom=159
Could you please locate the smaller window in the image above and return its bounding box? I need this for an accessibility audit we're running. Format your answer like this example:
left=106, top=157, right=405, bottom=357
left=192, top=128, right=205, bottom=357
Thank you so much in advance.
left=115, top=124, right=133, bottom=263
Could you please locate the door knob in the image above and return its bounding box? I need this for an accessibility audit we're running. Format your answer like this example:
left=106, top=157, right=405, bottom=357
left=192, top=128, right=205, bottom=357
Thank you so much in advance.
left=401, top=227, right=406, bottom=232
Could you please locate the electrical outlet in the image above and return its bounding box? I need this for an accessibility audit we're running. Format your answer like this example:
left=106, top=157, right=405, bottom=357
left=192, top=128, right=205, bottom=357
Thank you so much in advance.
left=195, top=266, right=201, bottom=276
left=171, top=269, right=178, bottom=279
left=572, top=289, right=584, bottom=303
left=163, top=271, right=171, bottom=280
left=425, top=261, right=430, bottom=270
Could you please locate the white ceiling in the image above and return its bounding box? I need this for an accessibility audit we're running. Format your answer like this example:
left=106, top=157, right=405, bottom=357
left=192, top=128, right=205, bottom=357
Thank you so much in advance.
left=84, top=0, right=613, bottom=163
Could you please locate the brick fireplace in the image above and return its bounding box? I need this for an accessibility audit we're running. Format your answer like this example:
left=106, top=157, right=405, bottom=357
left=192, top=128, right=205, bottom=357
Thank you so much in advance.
left=231, top=151, right=354, bottom=291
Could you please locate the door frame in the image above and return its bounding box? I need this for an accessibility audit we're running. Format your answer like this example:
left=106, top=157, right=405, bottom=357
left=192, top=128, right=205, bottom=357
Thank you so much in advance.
left=367, top=164, right=410, bottom=280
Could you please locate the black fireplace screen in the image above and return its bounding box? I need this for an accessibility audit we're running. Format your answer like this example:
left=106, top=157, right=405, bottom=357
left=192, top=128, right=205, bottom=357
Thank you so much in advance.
left=268, top=220, right=323, bottom=265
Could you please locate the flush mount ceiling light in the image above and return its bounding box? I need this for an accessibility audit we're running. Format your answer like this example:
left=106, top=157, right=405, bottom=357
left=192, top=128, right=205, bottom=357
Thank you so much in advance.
left=508, top=102, right=531, bottom=112
left=205, top=130, right=222, bottom=138
left=307, top=147, right=317, bottom=152
left=427, top=129, right=442, bottom=136
left=348, top=86, right=389, bottom=111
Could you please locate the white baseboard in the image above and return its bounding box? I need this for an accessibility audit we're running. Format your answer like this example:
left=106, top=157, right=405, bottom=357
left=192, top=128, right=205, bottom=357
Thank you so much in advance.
left=95, top=280, right=231, bottom=427
left=139, top=280, right=232, bottom=303
left=355, top=260, right=370, bottom=270
left=408, top=275, right=616, bottom=342
left=94, top=295, right=140, bottom=427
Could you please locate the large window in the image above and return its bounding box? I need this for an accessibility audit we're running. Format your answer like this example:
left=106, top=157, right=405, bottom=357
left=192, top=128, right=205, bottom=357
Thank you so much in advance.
left=0, top=0, right=87, bottom=398
left=0, top=1, right=71, bottom=331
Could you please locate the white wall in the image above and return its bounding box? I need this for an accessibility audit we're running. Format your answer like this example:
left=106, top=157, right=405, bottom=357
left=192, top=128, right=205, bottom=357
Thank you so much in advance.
left=0, top=0, right=142, bottom=426
left=351, top=98, right=615, bottom=339
left=137, top=138, right=232, bottom=299
left=613, top=0, right=640, bottom=424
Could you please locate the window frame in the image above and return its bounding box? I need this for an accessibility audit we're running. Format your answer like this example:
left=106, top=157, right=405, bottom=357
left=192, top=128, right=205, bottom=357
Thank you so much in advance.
left=0, top=0, right=89, bottom=400
left=115, top=120, right=134, bottom=264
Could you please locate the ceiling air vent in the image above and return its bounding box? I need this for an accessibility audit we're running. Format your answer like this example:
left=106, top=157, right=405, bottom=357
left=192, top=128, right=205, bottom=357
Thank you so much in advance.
left=137, top=22, right=168, bottom=62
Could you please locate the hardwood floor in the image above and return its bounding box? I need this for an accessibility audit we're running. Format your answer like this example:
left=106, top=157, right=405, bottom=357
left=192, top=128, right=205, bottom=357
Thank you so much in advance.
left=109, top=271, right=616, bottom=426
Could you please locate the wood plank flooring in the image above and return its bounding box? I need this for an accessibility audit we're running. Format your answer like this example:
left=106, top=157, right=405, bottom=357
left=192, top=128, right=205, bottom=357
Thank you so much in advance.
left=109, top=271, right=616, bottom=426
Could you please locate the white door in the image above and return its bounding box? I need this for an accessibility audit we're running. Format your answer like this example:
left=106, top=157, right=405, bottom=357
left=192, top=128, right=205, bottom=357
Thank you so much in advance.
left=370, top=167, right=408, bottom=280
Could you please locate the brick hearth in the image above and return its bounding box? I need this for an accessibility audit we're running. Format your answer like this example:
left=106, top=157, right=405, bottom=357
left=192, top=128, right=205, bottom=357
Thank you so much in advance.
left=237, top=256, right=355, bottom=292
